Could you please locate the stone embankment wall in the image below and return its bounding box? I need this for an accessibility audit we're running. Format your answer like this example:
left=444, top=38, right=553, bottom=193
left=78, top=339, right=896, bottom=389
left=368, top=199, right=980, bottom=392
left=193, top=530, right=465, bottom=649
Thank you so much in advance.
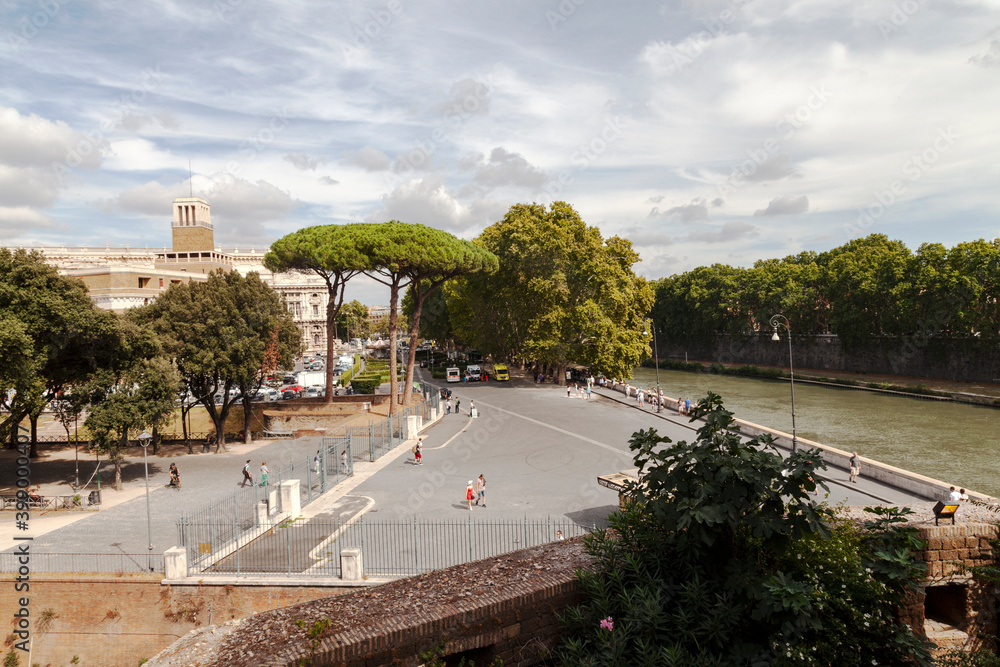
left=662, top=333, right=1000, bottom=384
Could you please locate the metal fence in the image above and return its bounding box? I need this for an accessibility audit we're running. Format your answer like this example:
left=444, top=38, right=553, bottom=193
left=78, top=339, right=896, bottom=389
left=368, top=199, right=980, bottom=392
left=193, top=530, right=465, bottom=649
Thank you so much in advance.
left=189, top=516, right=590, bottom=578
left=0, top=552, right=164, bottom=574
left=175, top=438, right=354, bottom=574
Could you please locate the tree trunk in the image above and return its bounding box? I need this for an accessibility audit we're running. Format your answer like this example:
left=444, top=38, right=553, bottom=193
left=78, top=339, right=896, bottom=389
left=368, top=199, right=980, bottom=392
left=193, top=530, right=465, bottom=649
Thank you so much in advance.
left=241, top=396, right=253, bottom=444
left=29, top=412, right=39, bottom=459
left=402, top=292, right=425, bottom=405
left=151, top=425, right=159, bottom=455
left=182, top=404, right=192, bottom=454
left=388, top=278, right=401, bottom=414
left=115, top=431, right=127, bottom=491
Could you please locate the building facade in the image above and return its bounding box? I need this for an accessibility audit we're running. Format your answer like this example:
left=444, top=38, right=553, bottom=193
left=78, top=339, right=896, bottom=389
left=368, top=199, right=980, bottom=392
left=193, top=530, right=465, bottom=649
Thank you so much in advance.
left=22, top=197, right=333, bottom=356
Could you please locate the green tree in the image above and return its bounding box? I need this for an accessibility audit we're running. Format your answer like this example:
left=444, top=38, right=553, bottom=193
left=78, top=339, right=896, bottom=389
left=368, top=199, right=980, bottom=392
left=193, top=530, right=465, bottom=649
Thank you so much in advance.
left=81, top=320, right=179, bottom=490
left=349, top=222, right=497, bottom=409
left=452, top=202, right=652, bottom=382
left=0, top=249, right=118, bottom=455
left=137, top=271, right=302, bottom=451
left=558, top=393, right=932, bottom=666
left=264, top=226, right=370, bottom=400
left=336, top=299, right=370, bottom=342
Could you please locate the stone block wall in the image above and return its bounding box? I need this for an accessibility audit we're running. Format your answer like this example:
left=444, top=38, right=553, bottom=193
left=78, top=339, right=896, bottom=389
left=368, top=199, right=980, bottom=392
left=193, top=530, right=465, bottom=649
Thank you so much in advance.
left=906, top=523, right=999, bottom=653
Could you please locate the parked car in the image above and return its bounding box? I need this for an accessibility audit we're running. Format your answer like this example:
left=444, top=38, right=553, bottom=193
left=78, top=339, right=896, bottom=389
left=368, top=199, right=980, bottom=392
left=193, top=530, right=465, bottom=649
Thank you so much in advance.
left=492, top=364, right=509, bottom=381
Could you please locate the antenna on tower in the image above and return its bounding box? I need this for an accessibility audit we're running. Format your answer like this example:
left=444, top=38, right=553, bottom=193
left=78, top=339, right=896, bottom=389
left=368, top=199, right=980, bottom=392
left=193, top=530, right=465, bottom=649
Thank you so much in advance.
left=189, top=160, right=194, bottom=197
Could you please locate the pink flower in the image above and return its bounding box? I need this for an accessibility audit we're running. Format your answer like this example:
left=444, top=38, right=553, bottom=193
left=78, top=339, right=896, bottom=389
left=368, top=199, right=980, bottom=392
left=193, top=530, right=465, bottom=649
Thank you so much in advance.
left=600, top=616, right=614, bottom=631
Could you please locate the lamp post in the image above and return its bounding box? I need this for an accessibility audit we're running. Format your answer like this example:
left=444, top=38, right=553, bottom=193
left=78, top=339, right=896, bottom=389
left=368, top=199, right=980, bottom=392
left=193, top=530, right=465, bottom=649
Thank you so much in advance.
left=138, top=431, right=154, bottom=572
left=645, top=320, right=662, bottom=413
left=769, top=314, right=797, bottom=452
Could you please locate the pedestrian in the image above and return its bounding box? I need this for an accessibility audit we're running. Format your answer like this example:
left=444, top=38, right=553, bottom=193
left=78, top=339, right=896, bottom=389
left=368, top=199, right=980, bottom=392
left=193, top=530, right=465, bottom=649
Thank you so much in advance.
left=470, top=399, right=476, bottom=417
left=556, top=530, right=564, bottom=541
left=260, top=461, right=270, bottom=487
left=586, top=385, right=591, bottom=400
left=445, top=399, right=452, bottom=415
left=475, top=474, right=486, bottom=507
left=413, top=438, right=423, bottom=465
left=566, top=384, right=571, bottom=398
left=455, top=398, right=461, bottom=414
left=959, top=488, right=969, bottom=501
left=340, top=450, right=348, bottom=472
left=466, top=480, right=475, bottom=511
left=948, top=486, right=961, bottom=502
left=849, top=452, right=861, bottom=483
left=314, top=450, right=321, bottom=475
left=241, top=460, right=253, bottom=487
left=677, top=399, right=684, bottom=415
left=685, top=398, right=692, bottom=414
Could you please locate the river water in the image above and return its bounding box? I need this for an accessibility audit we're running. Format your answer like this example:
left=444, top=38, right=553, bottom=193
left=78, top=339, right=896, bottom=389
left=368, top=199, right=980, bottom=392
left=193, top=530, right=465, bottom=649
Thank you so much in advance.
left=629, top=368, right=1000, bottom=497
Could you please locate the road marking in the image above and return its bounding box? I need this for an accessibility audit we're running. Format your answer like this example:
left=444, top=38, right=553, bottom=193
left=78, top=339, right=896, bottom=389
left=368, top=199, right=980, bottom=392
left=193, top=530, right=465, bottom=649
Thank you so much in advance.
left=472, top=399, right=632, bottom=459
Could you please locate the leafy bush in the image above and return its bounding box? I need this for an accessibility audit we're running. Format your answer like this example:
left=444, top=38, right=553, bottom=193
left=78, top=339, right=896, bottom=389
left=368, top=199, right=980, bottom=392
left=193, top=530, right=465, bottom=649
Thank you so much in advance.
left=556, top=392, right=932, bottom=667
left=350, top=375, right=381, bottom=394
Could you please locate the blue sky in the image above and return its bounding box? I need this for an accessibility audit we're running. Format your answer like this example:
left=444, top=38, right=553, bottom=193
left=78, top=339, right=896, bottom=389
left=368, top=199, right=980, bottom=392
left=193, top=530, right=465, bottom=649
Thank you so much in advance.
left=2, top=0, right=998, bottom=299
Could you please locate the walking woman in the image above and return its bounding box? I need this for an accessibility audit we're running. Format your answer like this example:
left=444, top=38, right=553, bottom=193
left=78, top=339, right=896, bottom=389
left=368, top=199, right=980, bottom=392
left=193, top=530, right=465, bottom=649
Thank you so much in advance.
left=260, top=461, right=270, bottom=486
left=466, top=480, right=475, bottom=511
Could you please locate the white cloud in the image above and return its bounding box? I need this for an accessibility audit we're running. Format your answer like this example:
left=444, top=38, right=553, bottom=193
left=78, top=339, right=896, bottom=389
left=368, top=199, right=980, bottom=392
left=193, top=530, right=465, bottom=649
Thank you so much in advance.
left=0, top=106, right=102, bottom=170
left=366, top=175, right=504, bottom=233
left=467, top=147, right=548, bottom=189
left=650, top=198, right=709, bottom=223
left=754, top=195, right=810, bottom=217
left=0, top=207, right=57, bottom=235
left=686, top=221, right=759, bottom=244
left=284, top=153, right=326, bottom=171
left=344, top=146, right=391, bottom=172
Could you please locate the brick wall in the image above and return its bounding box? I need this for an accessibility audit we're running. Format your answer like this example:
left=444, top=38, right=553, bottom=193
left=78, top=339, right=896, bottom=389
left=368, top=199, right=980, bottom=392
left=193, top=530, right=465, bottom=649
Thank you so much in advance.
left=0, top=574, right=346, bottom=666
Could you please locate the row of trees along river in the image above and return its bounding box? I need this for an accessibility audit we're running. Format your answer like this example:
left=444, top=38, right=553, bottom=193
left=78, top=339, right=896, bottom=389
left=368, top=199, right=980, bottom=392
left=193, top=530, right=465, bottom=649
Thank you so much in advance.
left=630, top=367, right=1000, bottom=497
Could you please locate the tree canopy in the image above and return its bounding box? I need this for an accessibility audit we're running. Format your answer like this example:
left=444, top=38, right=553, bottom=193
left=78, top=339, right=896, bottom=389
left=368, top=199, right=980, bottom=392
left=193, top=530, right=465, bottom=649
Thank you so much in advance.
left=264, top=225, right=371, bottom=399
left=652, top=234, right=1000, bottom=350
left=351, top=221, right=498, bottom=404
left=135, top=270, right=302, bottom=449
left=449, top=202, right=653, bottom=382
left=0, top=249, right=118, bottom=455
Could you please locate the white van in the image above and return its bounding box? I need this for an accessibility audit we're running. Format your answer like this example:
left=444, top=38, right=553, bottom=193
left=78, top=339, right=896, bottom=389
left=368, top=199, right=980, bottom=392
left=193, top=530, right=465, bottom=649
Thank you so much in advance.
left=446, top=367, right=461, bottom=383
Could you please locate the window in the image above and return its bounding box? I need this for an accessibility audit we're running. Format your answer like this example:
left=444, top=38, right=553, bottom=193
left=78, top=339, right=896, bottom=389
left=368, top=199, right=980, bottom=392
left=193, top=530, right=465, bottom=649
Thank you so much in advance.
left=138, top=277, right=150, bottom=288
left=312, top=305, right=319, bottom=317
left=159, top=278, right=164, bottom=287
left=313, top=333, right=321, bottom=345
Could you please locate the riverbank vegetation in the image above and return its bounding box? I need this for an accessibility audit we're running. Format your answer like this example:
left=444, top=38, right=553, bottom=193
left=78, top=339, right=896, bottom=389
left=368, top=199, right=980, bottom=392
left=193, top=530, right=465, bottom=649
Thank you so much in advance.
left=652, top=234, right=1000, bottom=350
left=557, top=392, right=935, bottom=666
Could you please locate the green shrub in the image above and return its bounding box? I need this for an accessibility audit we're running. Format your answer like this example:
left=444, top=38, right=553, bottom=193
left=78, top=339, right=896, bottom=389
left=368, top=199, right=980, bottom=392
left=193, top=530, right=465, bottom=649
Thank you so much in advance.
left=556, top=393, right=932, bottom=667
left=350, top=375, right=381, bottom=394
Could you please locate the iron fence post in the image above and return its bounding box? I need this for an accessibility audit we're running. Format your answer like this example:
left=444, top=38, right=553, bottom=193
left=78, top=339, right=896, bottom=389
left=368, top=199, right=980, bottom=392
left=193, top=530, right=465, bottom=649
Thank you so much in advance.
left=369, top=422, right=375, bottom=462
left=414, top=515, right=419, bottom=575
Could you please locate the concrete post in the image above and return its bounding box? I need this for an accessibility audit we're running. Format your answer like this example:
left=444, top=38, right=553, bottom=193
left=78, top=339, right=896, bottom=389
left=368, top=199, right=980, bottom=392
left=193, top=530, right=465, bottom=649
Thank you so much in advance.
left=341, top=547, right=363, bottom=580
left=257, top=500, right=270, bottom=527
left=406, top=415, right=419, bottom=440
left=164, top=546, right=187, bottom=580
left=279, top=479, right=301, bottom=519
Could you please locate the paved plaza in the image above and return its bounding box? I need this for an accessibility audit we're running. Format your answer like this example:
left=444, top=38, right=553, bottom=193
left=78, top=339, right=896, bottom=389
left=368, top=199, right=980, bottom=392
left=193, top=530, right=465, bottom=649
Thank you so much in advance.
left=2, top=369, right=925, bottom=563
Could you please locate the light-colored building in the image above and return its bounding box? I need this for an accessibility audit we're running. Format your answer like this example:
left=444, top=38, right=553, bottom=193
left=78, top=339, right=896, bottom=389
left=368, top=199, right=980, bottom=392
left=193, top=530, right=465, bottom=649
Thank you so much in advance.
left=19, top=197, right=332, bottom=356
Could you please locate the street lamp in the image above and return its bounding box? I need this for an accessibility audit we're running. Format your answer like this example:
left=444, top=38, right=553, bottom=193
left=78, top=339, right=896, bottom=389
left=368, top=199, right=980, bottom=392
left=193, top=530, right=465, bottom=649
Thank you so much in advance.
left=138, top=431, right=154, bottom=572
left=769, top=314, right=797, bottom=452
left=645, top=320, right=662, bottom=413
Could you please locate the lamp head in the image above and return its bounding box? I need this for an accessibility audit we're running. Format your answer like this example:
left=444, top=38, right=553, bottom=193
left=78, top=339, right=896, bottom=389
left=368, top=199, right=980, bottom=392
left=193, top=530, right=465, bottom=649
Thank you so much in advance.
left=771, top=330, right=780, bottom=341
left=138, top=432, right=152, bottom=448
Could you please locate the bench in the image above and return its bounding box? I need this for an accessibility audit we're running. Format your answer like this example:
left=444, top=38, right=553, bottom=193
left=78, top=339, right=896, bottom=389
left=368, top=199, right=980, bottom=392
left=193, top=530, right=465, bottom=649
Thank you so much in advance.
left=263, top=428, right=294, bottom=439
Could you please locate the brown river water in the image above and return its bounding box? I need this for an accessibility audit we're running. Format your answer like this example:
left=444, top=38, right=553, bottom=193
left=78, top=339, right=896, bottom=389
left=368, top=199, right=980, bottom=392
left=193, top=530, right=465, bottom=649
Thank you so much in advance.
left=629, top=367, right=999, bottom=497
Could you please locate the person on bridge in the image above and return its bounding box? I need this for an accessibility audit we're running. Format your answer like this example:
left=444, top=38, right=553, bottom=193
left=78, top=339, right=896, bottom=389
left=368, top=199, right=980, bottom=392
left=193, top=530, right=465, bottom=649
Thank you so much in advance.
left=241, top=460, right=253, bottom=487
left=475, top=474, right=486, bottom=507
left=260, top=461, right=270, bottom=487
left=466, top=480, right=475, bottom=511
left=849, top=452, right=861, bottom=483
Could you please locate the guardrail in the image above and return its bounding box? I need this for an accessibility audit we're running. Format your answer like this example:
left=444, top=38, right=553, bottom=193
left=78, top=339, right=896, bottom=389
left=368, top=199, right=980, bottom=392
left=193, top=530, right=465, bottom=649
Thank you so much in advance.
left=178, top=516, right=589, bottom=579
left=0, top=491, right=101, bottom=512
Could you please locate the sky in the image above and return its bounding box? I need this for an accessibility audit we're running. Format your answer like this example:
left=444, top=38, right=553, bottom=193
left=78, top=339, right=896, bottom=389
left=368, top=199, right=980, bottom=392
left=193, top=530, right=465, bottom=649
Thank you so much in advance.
left=1, top=0, right=999, bottom=304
